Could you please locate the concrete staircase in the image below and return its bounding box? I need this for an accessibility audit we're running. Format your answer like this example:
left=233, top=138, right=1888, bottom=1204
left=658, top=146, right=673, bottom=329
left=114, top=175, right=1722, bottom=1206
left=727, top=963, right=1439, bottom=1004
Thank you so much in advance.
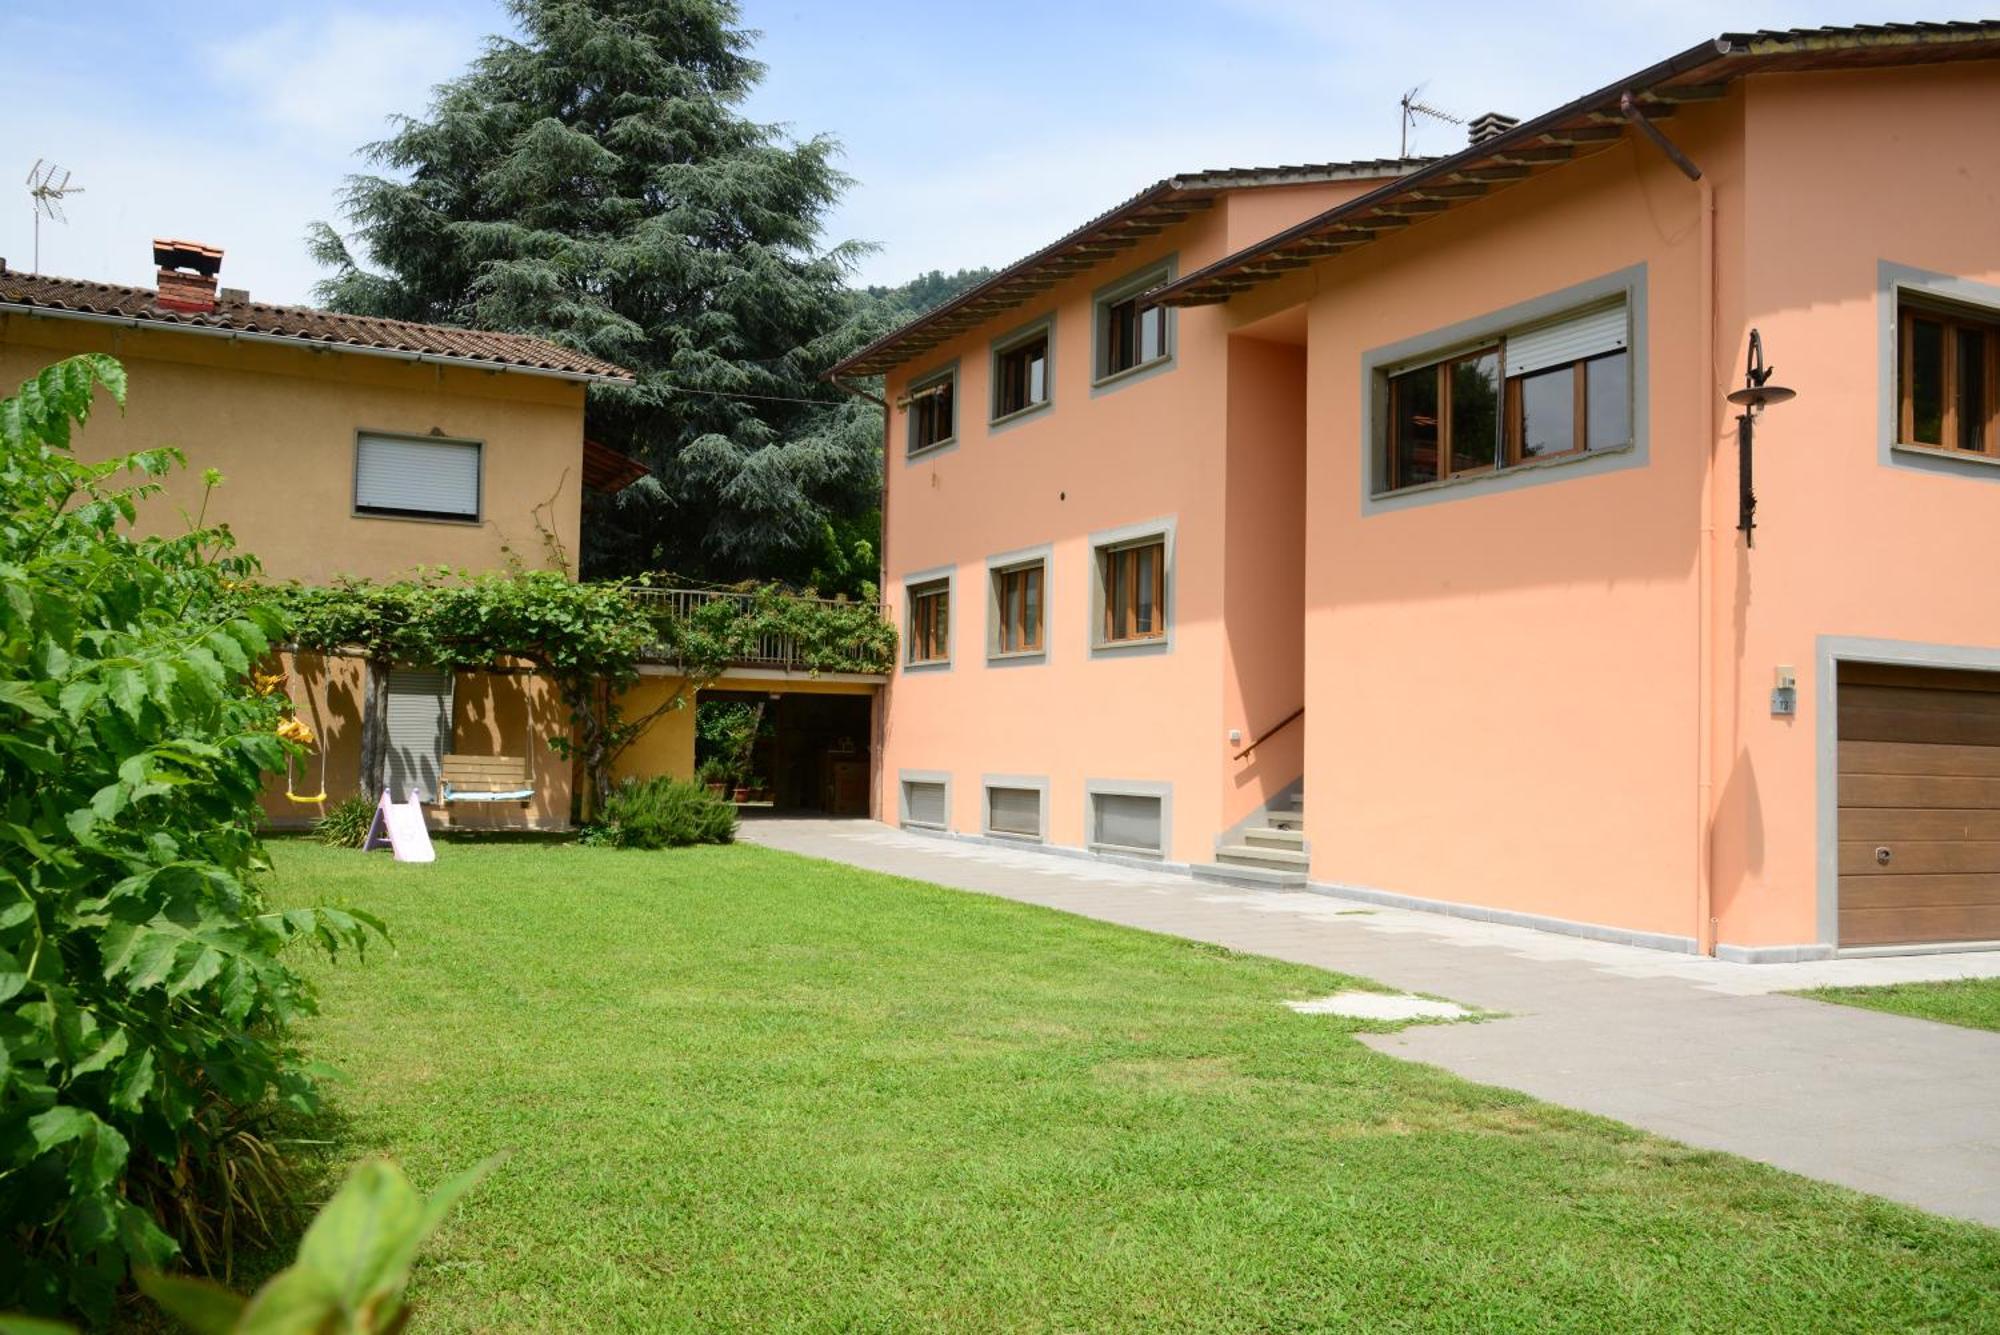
left=1192, top=791, right=1307, bottom=890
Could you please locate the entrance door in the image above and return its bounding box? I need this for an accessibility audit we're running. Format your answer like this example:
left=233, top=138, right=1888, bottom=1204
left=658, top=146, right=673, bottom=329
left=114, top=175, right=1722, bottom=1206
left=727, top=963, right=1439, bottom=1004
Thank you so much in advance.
left=1838, top=663, right=2000, bottom=947
left=385, top=668, right=452, bottom=802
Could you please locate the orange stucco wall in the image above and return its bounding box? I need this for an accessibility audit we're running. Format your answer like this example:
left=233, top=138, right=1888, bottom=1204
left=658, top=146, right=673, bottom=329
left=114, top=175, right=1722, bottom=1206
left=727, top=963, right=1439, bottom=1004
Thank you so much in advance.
left=1709, top=63, right=2000, bottom=946
left=880, top=177, right=1389, bottom=861
left=0, top=314, right=587, bottom=582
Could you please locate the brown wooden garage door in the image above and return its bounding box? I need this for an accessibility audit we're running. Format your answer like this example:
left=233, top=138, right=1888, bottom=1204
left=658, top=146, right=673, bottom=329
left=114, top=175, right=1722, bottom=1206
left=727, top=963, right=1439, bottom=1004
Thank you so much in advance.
left=1839, top=663, right=2000, bottom=947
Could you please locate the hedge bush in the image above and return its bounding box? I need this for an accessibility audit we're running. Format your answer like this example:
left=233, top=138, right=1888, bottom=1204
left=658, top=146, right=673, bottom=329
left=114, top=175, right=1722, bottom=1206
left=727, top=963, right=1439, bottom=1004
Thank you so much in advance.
left=586, top=777, right=737, bottom=849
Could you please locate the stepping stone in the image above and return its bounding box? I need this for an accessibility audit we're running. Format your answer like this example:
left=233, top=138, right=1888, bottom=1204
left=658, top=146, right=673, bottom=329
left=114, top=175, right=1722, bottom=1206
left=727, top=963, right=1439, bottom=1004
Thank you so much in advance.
left=1285, top=991, right=1470, bottom=1021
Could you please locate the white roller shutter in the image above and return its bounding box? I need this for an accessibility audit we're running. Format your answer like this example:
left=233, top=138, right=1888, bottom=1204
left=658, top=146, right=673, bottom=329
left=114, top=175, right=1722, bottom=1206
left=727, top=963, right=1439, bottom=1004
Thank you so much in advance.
left=987, top=786, right=1041, bottom=838
left=1504, top=301, right=1628, bottom=378
left=356, top=435, right=481, bottom=518
left=385, top=668, right=452, bottom=802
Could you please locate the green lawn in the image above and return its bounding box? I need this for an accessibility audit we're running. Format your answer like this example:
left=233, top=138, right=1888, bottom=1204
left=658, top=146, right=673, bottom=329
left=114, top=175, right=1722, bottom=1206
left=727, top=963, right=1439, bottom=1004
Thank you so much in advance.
left=268, top=840, right=2000, bottom=1331
left=1797, top=976, right=2000, bottom=1033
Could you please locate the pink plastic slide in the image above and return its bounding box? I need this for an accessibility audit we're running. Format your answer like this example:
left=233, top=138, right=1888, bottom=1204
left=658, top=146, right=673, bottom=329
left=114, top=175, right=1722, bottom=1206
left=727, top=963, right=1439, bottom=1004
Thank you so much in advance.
left=362, top=787, right=437, bottom=863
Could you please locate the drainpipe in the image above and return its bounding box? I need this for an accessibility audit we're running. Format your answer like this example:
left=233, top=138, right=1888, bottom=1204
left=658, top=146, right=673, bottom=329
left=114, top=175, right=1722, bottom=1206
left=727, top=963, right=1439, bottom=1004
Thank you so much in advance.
left=829, top=371, right=892, bottom=821
left=1622, top=92, right=1719, bottom=956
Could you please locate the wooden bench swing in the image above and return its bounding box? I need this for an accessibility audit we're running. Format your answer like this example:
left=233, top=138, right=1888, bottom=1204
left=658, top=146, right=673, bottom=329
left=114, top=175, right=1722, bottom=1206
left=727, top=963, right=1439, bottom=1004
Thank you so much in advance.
left=438, top=752, right=537, bottom=806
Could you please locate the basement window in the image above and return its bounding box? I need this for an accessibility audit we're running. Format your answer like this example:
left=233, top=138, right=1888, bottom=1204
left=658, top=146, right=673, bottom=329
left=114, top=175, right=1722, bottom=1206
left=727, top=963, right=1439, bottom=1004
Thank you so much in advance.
left=1899, top=300, right=1999, bottom=455
left=1380, top=298, right=1631, bottom=494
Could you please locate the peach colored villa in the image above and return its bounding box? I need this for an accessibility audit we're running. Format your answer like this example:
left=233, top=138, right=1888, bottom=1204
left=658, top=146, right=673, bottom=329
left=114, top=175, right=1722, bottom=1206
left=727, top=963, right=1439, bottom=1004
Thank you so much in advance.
left=832, top=23, right=2000, bottom=962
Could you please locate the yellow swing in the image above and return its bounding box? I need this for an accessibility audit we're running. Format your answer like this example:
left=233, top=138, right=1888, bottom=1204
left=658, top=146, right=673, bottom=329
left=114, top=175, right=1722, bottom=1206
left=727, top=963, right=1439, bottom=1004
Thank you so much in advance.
left=278, top=715, right=327, bottom=807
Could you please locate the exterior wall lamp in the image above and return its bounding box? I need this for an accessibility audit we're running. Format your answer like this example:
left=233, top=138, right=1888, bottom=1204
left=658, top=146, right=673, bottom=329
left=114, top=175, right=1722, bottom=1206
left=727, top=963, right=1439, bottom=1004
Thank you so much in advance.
left=1724, top=328, right=1797, bottom=547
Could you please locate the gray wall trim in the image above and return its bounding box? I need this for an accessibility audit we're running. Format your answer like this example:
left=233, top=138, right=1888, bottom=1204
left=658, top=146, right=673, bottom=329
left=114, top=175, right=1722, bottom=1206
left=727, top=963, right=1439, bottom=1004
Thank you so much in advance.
left=1087, top=515, right=1177, bottom=660
left=1876, top=260, right=2000, bottom=481
left=903, top=357, right=961, bottom=464
left=980, top=772, right=1050, bottom=843
left=898, top=822, right=1192, bottom=875
left=1083, top=777, right=1173, bottom=859
left=896, top=768, right=953, bottom=831
left=988, top=312, right=1056, bottom=433
left=1814, top=634, right=2000, bottom=950
left=1715, top=942, right=1837, bottom=964
left=1304, top=878, right=1699, bottom=955
left=899, top=563, right=957, bottom=674
left=984, top=541, right=1053, bottom=665
left=1358, top=263, right=1650, bottom=516
left=1090, top=253, right=1179, bottom=397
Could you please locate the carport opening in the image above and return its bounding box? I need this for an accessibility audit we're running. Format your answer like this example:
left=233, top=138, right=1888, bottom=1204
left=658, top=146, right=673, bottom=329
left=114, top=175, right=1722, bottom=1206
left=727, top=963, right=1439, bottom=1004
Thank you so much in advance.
left=697, top=690, right=873, bottom=816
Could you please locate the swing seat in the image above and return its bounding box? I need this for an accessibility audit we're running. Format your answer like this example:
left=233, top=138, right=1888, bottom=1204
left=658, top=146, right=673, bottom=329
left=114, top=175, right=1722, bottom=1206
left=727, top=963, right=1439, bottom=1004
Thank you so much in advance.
left=438, top=754, right=535, bottom=804
left=286, top=790, right=328, bottom=805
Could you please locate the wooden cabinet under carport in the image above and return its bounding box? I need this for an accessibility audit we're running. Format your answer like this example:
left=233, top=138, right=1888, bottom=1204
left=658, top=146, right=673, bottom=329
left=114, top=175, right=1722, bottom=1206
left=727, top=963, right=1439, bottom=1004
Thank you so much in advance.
left=1838, top=663, right=2000, bottom=948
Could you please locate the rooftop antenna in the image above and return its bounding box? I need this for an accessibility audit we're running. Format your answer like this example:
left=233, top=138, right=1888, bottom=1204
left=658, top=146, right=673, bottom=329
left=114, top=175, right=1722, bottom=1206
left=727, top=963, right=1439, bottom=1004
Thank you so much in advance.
left=26, top=159, right=84, bottom=274
left=1399, top=86, right=1464, bottom=157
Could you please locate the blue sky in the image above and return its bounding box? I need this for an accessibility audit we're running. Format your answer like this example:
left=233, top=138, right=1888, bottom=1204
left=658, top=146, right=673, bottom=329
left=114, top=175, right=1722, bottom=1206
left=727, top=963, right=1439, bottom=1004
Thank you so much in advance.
left=0, top=1, right=1952, bottom=304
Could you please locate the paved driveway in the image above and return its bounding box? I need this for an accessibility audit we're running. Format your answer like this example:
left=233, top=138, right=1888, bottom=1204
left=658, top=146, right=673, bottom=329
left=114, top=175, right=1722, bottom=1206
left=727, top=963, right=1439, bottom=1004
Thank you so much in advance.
left=741, top=817, right=2000, bottom=1228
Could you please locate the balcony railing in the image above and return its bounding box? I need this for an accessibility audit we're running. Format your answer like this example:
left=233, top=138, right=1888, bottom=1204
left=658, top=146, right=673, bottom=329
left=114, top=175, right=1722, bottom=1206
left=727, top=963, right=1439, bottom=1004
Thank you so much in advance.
left=630, top=586, right=896, bottom=675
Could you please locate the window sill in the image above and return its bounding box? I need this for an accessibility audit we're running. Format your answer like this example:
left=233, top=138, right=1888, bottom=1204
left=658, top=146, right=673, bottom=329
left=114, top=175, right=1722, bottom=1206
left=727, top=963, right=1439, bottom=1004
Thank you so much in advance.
left=352, top=509, right=483, bottom=527
left=1091, top=635, right=1168, bottom=656
left=986, top=647, right=1046, bottom=665
left=985, top=828, right=1044, bottom=845
left=1090, top=355, right=1175, bottom=395
left=1371, top=441, right=1636, bottom=504
left=903, top=658, right=952, bottom=674
left=905, top=439, right=958, bottom=464
left=1892, top=442, right=2000, bottom=469
left=988, top=400, right=1052, bottom=431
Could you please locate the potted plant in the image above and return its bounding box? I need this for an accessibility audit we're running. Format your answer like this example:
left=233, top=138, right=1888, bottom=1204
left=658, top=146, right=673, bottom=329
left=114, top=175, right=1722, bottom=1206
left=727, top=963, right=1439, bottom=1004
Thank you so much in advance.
left=697, top=756, right=732, bottom=798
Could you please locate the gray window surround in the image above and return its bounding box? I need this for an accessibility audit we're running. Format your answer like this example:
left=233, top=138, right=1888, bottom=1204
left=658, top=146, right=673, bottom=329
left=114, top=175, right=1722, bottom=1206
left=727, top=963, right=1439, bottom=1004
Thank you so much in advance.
left=989, top=313, right=1056, bottom=430
left=1359, top=263, right=1650, bottom=516
left=1814, top=635, right=2000, bottom=955
left=1088, top=516, right=1176, bottom=659
left=1877, top=260, right=2000, bottom=482
left=981, top=773, right=1050, bottom=843
left=351, top=428, right=484, bottom=526
left=1091, top=255, right=1179, bottom=396
left=904, top=358, right=960, bottom=462
left=984, top=542, right=1052, bottom=665
left=1084, top=778, right=1172, bottom=859
left=901, top=564, right=956, bottom=673
left=898, top=769, right=953, bottom=831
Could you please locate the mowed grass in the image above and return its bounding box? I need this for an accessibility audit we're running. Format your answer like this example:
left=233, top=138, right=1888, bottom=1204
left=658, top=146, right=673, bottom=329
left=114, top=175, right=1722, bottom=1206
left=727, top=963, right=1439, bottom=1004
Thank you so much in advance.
left=1798, top=976, right=2000, bottom=1033
left=268, top=840, right=2000, bottom=1331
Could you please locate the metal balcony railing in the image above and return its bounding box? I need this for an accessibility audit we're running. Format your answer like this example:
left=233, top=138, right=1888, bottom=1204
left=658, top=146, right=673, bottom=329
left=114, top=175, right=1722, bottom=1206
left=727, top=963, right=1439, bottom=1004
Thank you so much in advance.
left=629, top=586, right=893, bottom=674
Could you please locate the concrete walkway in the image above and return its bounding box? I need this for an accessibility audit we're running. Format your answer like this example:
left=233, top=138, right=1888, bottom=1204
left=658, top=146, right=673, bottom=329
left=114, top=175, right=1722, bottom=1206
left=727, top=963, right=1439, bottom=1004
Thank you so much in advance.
left=741, top=817, right=2000, bottom=1228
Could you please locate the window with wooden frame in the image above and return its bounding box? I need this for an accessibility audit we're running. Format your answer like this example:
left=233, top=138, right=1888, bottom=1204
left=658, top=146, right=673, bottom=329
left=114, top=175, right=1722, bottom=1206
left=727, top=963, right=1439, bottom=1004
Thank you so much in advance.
left=1096, top=266, right=1172, bottom=382
left=906, top=369, right=956, bottom=455
left=1381, top=299, right=1631, bottom=494
left=1899, top=300, right=1999, bottom=456
left=906, top=579, right=950, bottom=665
left=991, top=561, right=1044, bottom=655
left=1097, top=538, right=1166, bottom=644
left=992, top=326, right=1050, bottom=421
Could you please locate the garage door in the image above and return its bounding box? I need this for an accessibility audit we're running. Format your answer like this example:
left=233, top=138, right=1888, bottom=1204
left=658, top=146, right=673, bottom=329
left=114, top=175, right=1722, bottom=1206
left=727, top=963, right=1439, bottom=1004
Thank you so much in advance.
left=1838, top=663, right=2000, bottom=947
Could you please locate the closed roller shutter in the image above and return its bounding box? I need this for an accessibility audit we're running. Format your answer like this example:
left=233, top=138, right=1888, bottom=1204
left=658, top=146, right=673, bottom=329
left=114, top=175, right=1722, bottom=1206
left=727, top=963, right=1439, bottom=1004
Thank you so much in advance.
left=903, top=780, right=947, bottom=828
left=386, top=668, right=452, bottom=802
left=987, top=786, right=1041, bottom=839
left=1503, top=300, right=1628, bottom=378
left=1093, top=792, right=1163, bottom=854
left=356, top=434, right=481, bottom=519
left=1838, top=663, right=2000, bottom=947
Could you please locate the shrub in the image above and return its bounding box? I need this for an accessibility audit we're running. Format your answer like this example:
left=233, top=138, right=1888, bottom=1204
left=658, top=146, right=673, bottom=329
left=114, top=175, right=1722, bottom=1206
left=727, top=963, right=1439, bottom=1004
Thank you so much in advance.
left=0, top=357, right=383, bottom=1324
left=314, top=794, right=376, bottom=849
left=588, top=777, right=737, bottom=849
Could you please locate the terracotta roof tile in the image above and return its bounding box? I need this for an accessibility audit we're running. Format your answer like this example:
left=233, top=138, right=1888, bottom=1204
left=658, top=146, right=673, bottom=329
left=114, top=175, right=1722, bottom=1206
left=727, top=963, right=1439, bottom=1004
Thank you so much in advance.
left=0, top=268, right=636, bottom=383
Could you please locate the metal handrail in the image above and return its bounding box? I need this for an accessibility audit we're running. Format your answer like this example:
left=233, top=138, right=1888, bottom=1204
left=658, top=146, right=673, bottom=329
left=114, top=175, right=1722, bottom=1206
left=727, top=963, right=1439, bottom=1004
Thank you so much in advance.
left=1236, top=706, right=1303, bottom=761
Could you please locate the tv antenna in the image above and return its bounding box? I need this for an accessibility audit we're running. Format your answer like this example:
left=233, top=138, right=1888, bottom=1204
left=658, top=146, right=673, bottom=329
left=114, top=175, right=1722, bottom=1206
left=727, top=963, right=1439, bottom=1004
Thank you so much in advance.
left=1399, top=86, right=1463, bottom=157
left=26, top=159, right=84, bottom=274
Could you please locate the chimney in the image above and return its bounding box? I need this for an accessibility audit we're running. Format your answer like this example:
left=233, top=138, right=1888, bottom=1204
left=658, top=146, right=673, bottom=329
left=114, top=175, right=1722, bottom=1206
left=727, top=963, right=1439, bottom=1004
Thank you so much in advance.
left=152, top=238, right=224, bottom=314
left=1467, top=112, right=1520, bottom=147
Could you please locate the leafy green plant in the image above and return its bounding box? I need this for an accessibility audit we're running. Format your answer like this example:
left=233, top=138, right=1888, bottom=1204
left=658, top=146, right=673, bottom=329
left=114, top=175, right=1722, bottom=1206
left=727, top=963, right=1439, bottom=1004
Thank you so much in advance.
left=0, top=357, right=384, bottom=1324
left=314, top=796, right=376, bottom=850
left=587, top=777, right=736, bottom=849
left=694, top=756, right=734, bottom=789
